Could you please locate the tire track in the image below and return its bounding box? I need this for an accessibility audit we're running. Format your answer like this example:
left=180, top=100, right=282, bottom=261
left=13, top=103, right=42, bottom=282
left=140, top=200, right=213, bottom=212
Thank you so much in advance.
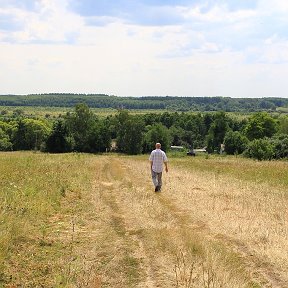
left=94, top=157, right=158, bottom=288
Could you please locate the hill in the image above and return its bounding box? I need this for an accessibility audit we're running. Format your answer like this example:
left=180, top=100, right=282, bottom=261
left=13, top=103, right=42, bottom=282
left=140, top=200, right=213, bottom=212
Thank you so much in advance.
left=1, top=152, right=288, bottom=287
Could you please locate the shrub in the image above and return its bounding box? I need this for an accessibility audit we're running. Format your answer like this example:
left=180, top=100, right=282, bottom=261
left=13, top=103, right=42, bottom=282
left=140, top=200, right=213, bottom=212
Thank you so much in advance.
left=244, top=138, right=274, bottom=160
left=270, top=134, right=288, bottom=159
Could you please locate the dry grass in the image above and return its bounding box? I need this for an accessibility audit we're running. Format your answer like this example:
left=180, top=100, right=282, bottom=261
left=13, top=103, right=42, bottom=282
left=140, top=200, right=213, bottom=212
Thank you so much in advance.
left=1, top=152, right=287, bottom=287
left=165, top=156, right=288, bottom=286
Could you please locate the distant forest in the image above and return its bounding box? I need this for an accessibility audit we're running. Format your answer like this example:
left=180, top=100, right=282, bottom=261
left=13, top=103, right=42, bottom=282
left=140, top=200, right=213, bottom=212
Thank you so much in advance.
left=1, top=94, right=288, bottom=112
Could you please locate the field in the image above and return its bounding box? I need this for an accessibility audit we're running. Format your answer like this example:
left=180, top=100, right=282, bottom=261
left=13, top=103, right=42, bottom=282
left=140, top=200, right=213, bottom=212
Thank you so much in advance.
left=0, top=152, right=288, bottom=287
left=0, top=106, right=166, bottom=119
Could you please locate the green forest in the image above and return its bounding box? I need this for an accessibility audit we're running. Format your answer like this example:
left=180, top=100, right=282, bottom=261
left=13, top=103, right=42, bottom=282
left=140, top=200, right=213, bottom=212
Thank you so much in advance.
left=1, top=94, right=288, bottom=112
left=1, top=103, right=288, bottom=160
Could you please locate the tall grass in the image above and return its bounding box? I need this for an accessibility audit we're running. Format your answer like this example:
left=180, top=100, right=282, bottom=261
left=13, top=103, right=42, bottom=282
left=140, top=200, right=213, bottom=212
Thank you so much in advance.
left=171, top=155, right=288, bottom=188
left=0, top=152, right=95, bottom=286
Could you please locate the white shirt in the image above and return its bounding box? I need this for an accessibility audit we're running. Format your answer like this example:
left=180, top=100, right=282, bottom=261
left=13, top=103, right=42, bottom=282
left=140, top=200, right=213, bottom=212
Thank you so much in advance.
left=149, top=149, right=168, bottom=173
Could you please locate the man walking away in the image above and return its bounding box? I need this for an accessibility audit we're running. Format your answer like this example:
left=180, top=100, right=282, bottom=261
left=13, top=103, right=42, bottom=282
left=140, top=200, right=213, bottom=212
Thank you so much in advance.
left=149, top=143, right=168, bottom=192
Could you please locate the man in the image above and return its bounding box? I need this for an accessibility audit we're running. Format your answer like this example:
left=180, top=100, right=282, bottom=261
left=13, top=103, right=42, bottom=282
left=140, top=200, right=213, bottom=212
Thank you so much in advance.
left=149, top=143, right=168, bottom=192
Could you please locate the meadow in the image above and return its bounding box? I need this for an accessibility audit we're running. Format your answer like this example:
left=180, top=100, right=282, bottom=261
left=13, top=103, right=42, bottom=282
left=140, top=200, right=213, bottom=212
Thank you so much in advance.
left=0, top=152, right=287, bottom=287
left=0, top=106, right=166, bottom=119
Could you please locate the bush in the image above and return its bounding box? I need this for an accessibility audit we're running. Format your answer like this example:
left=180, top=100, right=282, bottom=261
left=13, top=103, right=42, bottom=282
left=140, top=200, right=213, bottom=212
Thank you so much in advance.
left=270, top=134, right=288, bottom=159
left=244, top=138, right=274, bottom=160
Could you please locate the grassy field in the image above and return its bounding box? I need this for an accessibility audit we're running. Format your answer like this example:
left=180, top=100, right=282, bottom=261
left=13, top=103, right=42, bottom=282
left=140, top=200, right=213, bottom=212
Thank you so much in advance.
left=1, top=105, right=270, bottom=119
left=0, top=152, right=287, bottom=287
left=0, top=106, right=167, bottom=119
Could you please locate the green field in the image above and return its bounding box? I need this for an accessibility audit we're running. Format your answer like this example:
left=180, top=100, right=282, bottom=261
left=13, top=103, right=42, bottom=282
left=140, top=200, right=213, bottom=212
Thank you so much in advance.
left=0, top=106, right=169, bottom=119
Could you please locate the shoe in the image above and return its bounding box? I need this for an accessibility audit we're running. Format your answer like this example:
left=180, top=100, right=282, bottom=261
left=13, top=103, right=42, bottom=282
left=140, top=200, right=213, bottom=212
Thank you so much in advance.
left=155, top=186, right=159, bottom=192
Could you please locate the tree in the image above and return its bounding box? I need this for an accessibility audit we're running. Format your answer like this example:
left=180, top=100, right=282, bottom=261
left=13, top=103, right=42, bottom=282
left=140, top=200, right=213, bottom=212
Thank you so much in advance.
left=206, top=112, right=229, bottom=153
left=169, top=125, right=185, bottom=146
left=244, top=112, right=277, bottom=140
left=115, top=110, right=130, bottom=153
left=224, top=131, right=248, bottom=155
left=88, top=119, right=111, bottom=153
left=160, top=112, right=178, bottom=128
left=65, top=103, right=97, bottom=152
left=115, top=111, right=145, bottom=154
left=0, top=121, right=14, bottom=138
left=46, top=120, right=74, bottom=153
left=183, top=114, right=207, bottom=148
left=123, top=117, right=145, bottom=154
left=278, top=116, right=288, bottom=135
left=0, top=128, right=12, bottom=151
left=144, top=123, right=170, bottom=152
left=12, top=120, right=27, bottom=150
left=12, top=119, right=51, bottom=150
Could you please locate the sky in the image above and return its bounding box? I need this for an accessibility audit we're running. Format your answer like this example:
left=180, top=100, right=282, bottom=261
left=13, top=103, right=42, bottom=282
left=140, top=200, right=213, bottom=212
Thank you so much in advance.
left=0, top=0, right=288, bottom=98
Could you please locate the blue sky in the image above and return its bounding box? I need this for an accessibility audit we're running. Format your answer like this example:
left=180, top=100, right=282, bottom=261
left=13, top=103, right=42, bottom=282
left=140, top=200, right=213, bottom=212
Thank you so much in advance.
left=0, top=0, right=288, bottom=97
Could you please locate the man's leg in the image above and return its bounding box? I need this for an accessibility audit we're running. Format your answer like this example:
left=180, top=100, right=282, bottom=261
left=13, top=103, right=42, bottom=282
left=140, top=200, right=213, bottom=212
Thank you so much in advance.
left=151, top=170, right=158, bottom=189
left=157, top=172, right=163, bottom=191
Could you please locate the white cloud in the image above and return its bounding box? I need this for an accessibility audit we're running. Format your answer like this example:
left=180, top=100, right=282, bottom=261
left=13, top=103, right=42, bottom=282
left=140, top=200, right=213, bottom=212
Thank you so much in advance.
left=1, top=0, right=83, bottom=43
left=0, top=0, right=288, bottom=97
left=181, top=3, right=256, bottom=24
left=258, top=0, right=288, bottom=13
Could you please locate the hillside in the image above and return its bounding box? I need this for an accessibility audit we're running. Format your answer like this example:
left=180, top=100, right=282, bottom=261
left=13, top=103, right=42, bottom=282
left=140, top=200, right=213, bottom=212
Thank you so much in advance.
left=1, top=152, right=287, bottom=287
left=1, top=94, right=288, bottom=112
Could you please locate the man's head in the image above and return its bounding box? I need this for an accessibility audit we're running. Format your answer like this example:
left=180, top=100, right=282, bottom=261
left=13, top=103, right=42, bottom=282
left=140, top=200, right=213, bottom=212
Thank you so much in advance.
left=155, top=143, right=161, bottom=149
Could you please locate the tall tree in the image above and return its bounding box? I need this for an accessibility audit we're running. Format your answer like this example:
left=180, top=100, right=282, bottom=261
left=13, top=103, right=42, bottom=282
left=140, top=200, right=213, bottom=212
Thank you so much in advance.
left=88, top=119, right=111, bottom=153
left=115, top=110, right=130, bottom=153
left=206, top=112, right=229, bottom=152
left=115, top=111, right=145, bottom=154
left=65, top=103, right=97, bottom=152
left=144, top=123, right=171, bottom=152
left=46, top=120, right=74, bottom=153
left=12, top=119, right=50, bottom=150
left=244, top=112, right=277, bottom=140
left=123, top=117, right=145, bottom=154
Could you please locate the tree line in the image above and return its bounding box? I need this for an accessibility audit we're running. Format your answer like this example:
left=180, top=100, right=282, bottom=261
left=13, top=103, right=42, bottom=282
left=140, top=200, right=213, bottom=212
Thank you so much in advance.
left=1, top=94, right=288, bottom=112
left=1, top=103, right=288, bottom=160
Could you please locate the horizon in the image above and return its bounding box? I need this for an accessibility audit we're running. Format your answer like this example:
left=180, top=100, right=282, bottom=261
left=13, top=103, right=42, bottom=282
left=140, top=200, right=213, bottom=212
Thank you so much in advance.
left=1, top=93, right=288, bottom=100
left=1, top=0, right=288, bottom=98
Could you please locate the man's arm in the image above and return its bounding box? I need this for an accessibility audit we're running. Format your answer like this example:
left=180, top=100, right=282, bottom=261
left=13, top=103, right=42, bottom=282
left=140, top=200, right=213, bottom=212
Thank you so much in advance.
left=163, top=152, right=168, bottom=172
left=164, top=161, right=168, bottom=172
left=149, top=152, right=153, bottom=170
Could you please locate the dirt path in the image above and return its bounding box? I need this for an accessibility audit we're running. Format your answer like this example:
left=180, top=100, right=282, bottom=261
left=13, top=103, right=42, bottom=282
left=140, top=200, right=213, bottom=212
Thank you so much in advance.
left=73, top=155, right=288, bottom=287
